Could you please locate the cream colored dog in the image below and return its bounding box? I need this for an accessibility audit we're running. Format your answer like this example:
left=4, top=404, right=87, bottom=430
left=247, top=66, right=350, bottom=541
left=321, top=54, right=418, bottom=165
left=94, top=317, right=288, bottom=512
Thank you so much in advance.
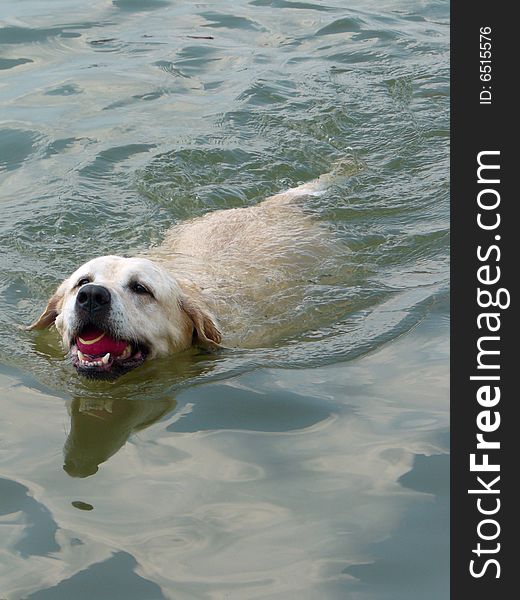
left=28, top=173, right=335, bottom=379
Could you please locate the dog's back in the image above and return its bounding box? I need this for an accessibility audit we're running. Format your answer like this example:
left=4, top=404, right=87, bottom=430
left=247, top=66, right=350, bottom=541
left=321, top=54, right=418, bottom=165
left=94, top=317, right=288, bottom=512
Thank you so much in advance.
left=147, top=172, right=346, bottom=347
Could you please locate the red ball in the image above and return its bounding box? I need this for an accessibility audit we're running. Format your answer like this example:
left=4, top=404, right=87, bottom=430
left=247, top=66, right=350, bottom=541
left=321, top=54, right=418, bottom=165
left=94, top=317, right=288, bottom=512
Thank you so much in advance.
left=76, top=328, right=128, bottom=356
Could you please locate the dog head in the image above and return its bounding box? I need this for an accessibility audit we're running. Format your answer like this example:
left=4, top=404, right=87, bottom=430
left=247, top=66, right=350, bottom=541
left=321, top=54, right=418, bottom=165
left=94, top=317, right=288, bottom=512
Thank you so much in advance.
left=28, top=255, right=221, bottom=379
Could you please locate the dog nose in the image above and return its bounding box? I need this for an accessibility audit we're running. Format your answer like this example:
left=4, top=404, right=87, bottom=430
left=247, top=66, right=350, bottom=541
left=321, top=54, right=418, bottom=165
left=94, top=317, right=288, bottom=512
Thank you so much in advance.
left=76, top=284, right=111, bottom=314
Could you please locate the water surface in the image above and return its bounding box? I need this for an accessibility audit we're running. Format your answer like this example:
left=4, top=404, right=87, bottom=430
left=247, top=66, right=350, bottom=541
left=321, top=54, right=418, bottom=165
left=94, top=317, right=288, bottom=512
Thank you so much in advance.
left=0, top=1, right=449, bottom=598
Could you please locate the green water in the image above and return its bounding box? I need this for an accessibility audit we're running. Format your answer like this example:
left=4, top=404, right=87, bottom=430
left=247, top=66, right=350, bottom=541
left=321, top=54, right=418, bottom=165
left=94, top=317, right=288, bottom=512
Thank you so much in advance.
left=0, top=1, right=449, bottom=598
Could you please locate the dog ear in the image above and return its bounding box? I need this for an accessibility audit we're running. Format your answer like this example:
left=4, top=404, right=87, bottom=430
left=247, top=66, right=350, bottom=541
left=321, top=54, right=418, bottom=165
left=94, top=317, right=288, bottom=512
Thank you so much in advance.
left=180, top=297, right=222, bottom=351
left=26, top=288, right=64, bottom=330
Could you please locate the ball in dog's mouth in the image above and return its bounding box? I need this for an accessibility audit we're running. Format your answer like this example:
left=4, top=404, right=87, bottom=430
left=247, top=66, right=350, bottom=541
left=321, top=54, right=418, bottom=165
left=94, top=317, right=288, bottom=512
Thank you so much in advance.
left=70, top=327, right=147, bottom=379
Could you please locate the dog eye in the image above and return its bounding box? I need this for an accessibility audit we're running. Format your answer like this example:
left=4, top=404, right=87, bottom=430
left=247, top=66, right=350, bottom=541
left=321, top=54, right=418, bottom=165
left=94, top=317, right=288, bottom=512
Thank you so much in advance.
left=130, top=281, right=153, bottom=296
left=76, top=277, right=91, bottom=287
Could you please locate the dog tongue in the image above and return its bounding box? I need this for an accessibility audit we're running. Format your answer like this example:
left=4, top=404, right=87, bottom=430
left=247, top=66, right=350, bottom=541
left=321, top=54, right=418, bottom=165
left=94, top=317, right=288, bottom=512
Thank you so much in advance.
left=76, top=328, right=128, bottom=357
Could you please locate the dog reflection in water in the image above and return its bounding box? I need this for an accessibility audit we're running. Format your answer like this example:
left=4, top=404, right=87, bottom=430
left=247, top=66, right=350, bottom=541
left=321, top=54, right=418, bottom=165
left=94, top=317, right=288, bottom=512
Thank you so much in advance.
left=63, top=395, right=175, bottom=478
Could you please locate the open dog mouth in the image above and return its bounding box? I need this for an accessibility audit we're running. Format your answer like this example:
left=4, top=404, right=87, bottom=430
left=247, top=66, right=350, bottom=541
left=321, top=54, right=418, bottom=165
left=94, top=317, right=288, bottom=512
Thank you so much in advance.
left=70, top=326, right=147, bottom=379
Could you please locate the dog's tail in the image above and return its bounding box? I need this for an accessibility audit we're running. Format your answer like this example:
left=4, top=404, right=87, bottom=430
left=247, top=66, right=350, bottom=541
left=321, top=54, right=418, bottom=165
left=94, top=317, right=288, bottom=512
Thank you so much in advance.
left=264, top=156, right=363, bottom=205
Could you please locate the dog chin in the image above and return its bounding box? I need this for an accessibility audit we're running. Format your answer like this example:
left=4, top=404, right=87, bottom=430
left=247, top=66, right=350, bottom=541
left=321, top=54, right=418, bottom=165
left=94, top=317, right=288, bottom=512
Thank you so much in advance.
left=70, top=343, right=148, bottom=379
